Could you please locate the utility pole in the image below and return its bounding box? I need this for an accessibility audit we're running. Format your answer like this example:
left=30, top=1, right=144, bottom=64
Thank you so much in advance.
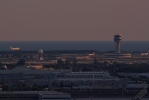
left=92, top=74, right=94, bottom=86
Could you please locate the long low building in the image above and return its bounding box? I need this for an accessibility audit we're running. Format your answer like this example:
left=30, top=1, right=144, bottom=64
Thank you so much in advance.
left=0, top=91, right=71, bottom=100
left=0, top=66, right=118, bottom=80
left=104, top=53, right=131, bottom=58
left=0, top=66, right=120, bottom=87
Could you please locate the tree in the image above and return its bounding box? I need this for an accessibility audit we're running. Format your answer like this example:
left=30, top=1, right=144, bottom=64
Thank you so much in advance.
left=73, top=59, right=78, bottom=66
left=16, top=59, right=25, bottom=66
left=17, top=83, right=22, bottom=91
left=103, top=61, right=108, bottom=66
left=32, top=84, right=43, bottom=91
left=22, top=81, right=29, bottom=91
left=94, top=58, right=97, bottom=65
left=60, top=82, right=64, bottom=88
left=65, top=60, right=71, bottom=65
left=70, top=83, right=75, bottom=89
left=57, top=59, right=63, bottom=65
left=52, top=82, right=57, bottom=89
left=2, top=85, right=9, bottom=91
left=135, top=80, right=138, bottom=84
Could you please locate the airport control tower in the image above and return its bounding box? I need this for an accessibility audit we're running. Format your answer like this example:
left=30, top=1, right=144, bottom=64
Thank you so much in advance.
left=114, top=34, right=122, bottom=53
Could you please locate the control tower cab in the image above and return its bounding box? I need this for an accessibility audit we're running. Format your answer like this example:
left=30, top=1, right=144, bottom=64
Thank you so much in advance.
left=114, top=34, right=122, bottom=53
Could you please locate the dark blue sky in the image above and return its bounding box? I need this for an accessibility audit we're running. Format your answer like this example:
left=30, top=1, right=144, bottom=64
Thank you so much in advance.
left=0, top=0, right=149, bottom=41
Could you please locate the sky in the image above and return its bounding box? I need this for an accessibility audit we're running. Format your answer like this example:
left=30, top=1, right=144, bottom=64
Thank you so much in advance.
left=0, top=0, right=149, bottom=41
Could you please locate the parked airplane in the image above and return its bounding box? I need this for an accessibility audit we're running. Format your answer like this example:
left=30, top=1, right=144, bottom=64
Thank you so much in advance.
left=89, top=52, right=95, bottom=56
left=1, top=65, right=7, bottom=69
left=141, top=52, right=148, bottom=56
left=0, top=65, right=7, bottom=70
left=10, top=46, right=21, bottom=51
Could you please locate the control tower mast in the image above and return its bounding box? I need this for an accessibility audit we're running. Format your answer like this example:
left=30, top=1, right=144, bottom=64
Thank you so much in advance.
left=114, top=34, right=122, bottom=53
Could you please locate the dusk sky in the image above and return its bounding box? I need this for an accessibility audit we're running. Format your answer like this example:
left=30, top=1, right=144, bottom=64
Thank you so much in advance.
left=0, top=0, right=149, bottom=41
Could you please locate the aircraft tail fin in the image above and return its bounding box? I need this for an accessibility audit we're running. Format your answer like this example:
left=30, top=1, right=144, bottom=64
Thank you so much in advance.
left=10, top=46, right=12, bottom=49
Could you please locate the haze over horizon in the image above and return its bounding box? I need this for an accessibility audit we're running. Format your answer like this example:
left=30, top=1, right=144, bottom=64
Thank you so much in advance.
left=0, top=0, right=149, bottom=41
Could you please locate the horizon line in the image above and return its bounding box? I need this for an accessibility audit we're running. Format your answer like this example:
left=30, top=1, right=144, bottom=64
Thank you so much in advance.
left=0, top=40, right=148, bottom=42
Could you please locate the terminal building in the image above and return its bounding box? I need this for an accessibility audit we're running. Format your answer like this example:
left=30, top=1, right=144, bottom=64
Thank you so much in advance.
left=0, top=66, right=119, bottom=87
left=0, top=67, right=118, bottom=81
